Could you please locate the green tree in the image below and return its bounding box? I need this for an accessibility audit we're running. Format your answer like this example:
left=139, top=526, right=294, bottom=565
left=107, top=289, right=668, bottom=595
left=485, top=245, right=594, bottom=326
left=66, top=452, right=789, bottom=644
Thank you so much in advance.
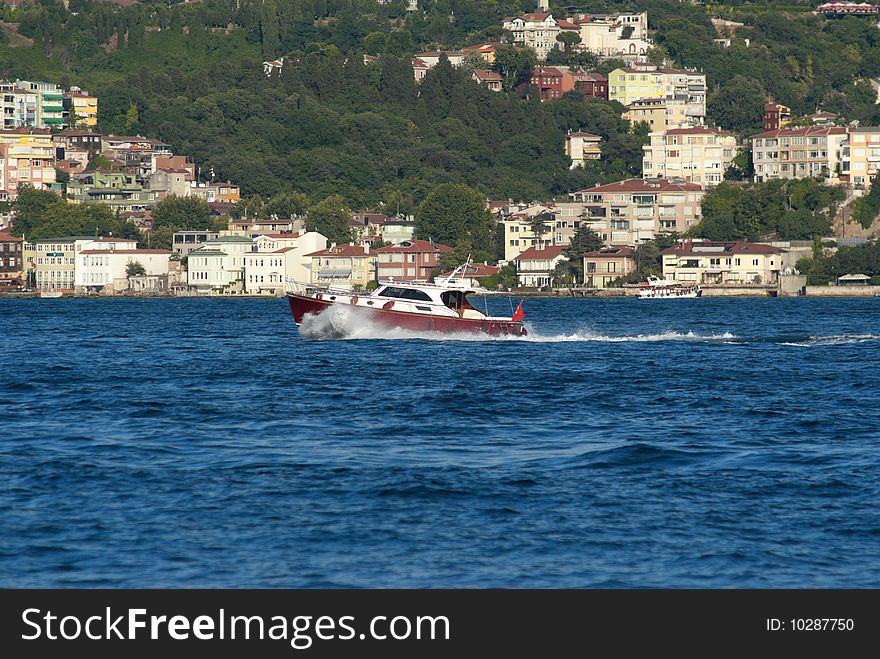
left=556, top=31, right=581, bottom=53
left=529, top=212, right=554, bottom=248
left=306, top=195, right=353, bottom=244
left=493, top=44, right=537, bottom=92
left=124, top=101, right=139, bottom=131
left=152, top=195, right=214, bottom=231
left=559, top=225, right=604, bottom=284
left=415, top=183, right=494, bottom=253
left=265, top=191, right=310, bottom=219
left=851, top=173, right=880, bottom=228
left=481, top=262, right=517, bottom=291
left=708, top=75, right=766, bottom=134
left=11, top=187, right=63, bottom=237
left=126, top=260, right=146, bottom=277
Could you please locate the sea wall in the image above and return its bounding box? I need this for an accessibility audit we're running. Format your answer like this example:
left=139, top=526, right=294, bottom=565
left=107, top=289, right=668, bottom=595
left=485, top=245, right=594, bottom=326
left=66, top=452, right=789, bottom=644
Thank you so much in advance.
left=805, top=285, right=880, bottom=297
left=700, top=286, right=775, bottom=297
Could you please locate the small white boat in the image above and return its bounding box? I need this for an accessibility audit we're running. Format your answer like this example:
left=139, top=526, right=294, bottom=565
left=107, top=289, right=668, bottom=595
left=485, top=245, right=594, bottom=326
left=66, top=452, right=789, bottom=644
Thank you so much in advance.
left=39, top=291, right=63, bottom=299
left=638, top=276, right=701, bottom=299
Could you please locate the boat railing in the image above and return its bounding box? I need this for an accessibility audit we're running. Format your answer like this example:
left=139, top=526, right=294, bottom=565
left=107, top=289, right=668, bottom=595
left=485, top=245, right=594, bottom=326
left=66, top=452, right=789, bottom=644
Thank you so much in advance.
left=284, top=278, right=353, bottom=296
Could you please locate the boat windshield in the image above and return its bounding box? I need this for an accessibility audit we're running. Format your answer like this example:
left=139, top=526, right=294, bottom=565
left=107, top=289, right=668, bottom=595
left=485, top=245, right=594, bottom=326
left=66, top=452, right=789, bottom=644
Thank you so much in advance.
left=441, top=290, right=483, bottom=317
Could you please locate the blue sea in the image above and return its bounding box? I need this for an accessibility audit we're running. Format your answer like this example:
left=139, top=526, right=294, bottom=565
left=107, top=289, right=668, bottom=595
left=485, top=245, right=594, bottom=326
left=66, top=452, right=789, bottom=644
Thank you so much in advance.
left=1, top=297, right=879, bottom=588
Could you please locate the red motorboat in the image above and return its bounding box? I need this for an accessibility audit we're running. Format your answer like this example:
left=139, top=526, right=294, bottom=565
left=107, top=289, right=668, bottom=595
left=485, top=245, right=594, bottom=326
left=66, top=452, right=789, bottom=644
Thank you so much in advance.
left=286, top=278, right=527, bottom=337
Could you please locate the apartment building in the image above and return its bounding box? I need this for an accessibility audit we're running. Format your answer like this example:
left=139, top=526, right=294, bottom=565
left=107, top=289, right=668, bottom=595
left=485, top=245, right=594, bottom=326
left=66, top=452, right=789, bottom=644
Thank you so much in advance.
left=623, top=97, right=695, bottom=131
left=751, top=126, right=847, bottom=182
left=63, top=87, right=98, bottom=128
left=582, top=247, right=636, bottom=288
left=642, top=126, right=739, bottom=186
left=608, top=65, right=706, bottom=123
left=660, top=240, right=783, bottom=285
left=570, top=178, right=705, bottom=246
left=0, top=128, right=57, bottom=198
left=565, top=132, right=602, bottom=168
left=840, top=126, right=880, bottom=187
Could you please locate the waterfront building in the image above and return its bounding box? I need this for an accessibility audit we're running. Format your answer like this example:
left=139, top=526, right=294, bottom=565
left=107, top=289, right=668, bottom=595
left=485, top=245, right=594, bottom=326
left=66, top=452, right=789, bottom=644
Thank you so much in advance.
left=305, top=243, right=377, bottom=291
left=751, top=126, right=847, bottom=182
left=244, top=231, right=327, bottom=295
left=582, top=247, right=636, bottom=288
left=76, top=245, right=171, bottom=293
left=660, top=240, right=783, bottom=285
left=171, top=230, right=220, bottom=257
left=32, top=237, right=130, bottom=293
left=187, top=235, right=254, bottom=293
left=514, top=245, right=566, bottom=287
left=374, top=239, right=453, bottom=282
left=569, top=178, right=705, bottom=246
left=642, top=126, right=740, bottom=186
left=0, top=232, right=23, bottom=288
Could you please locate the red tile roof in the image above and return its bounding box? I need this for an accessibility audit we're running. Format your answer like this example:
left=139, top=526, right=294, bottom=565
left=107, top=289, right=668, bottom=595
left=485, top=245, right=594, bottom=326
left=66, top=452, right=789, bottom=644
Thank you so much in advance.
left=660, top=241, right=782, bottom=256
left=557, top=19, right=579, bottom=29
left=662, top=126, right=736, bottom=137
left=0, top=233, right=20, bottom=242
left=577, top=178, right=703, bottom=194
left=514, top=245, right=565, bottom=261
left=439, top=263, right=500, bottom=278
left=374, top=239, right=453, bottom=254
left=583, top=247, right=635, bottom=258
left=305, top=244, right=373, bottom=258
left=751, top=126, right=847, bottom=139
left=258, top=233, right=300, bottom=239
left=533, top=66, right=564, bottom=76
left=473, top=69, right=503, bottom=81
left=89, top=237, right=138, bottom=243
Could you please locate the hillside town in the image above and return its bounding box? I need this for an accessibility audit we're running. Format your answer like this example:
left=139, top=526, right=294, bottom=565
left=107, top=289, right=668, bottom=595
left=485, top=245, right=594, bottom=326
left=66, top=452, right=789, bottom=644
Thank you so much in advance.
left=2, top=2, right=880, bottom=298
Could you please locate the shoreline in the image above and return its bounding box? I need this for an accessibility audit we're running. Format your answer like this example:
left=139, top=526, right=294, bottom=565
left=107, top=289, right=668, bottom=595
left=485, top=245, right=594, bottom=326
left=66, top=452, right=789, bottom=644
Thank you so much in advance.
left=4, top=290, right=880, bottom=300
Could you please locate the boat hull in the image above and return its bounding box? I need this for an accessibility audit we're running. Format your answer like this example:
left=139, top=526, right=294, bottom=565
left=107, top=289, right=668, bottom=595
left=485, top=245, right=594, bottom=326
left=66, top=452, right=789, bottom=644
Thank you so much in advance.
left=638, top=288, right=702, bottom=299
left=287, top=294, right=527, bottom=337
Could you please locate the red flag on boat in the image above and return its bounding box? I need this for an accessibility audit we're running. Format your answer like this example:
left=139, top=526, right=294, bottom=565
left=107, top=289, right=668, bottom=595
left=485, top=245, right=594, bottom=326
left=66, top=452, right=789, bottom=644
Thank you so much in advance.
left=512, top=300, right=525, bottom=322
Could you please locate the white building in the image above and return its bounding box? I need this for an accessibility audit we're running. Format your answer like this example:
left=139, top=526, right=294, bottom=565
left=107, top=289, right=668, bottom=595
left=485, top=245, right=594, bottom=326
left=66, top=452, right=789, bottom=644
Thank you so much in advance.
left=565, top=132, right=602, bottom=169
left=503, top=12, right=561, bottom=60
left=642, top=126, right=740, bottom=186
left=514, top=245, right=567, bottom=287
left=76, top=244, right=171, bottom=293
left=243, top=231, right=327, bottom=295
left=574, top=12, right=651, bottom=61
left=187, top=235, right=254, bottom=293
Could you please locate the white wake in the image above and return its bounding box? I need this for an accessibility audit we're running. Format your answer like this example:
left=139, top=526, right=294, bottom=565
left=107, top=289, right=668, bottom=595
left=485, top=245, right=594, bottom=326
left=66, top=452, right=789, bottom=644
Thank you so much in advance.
left=297, top=306, right=738, bottom=343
